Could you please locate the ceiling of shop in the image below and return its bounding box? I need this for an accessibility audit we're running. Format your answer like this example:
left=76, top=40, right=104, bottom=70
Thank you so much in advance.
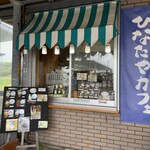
left=0, top=0, right=10, bottom=5
left=0, top=0, right=47, bottom=5
left=0, top=0, right=116, bottom=5
left=0, top=0, right=119, bottom=19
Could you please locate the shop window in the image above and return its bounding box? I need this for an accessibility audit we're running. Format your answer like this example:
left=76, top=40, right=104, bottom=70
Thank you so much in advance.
left=0, top=20, right=13, bottom=92
left=37, top=38, right=119, bottom=110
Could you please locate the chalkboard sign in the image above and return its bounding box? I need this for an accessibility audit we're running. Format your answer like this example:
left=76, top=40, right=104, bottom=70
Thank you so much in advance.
left=1, top=87, right=48, bottom=133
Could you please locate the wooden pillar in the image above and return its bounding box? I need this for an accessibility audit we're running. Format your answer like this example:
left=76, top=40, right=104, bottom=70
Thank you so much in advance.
left=11, top=0, right=22, bottom=86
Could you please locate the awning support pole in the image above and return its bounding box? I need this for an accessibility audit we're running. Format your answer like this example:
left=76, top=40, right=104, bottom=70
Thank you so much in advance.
left=11, top=0, right=22, bottom=86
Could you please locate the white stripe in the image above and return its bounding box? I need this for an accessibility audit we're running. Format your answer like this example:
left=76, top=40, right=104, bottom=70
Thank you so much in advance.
left=105, top=25, right=113, bottom=44
left=19, top=34, right=24, bottom=49
left=34, top=12, right=49, bottom=33
left=55, top=9, right=68, bottom=31
left=68, top=7, right=80, bottom=29
left=40, top=32, right=46, bottom=48
left=45, top=10, right=58, bottom=32
left=51, top=31, right=58, bottom=47
left=93, top=3, right=104, bottom=27
left=22, top=13, right=39, bottom=34
left=107, top=2, right=117, bottom=25
left=29, top=33, right=35, bottom=49
left=77, top=29, right=84, bottom=47
left=65, top=30, right=71, bottom=47
left=80, top=5, right=92, bottom=28
left=91, top=27, right=98, bottom=46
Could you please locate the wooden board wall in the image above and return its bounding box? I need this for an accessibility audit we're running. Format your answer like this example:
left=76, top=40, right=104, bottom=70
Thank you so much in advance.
left=36, top=48, right=58, bottom=86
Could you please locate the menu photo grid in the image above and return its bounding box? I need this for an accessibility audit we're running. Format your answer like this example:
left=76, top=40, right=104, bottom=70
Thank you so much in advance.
left=1, top=87, right=48, bottom=132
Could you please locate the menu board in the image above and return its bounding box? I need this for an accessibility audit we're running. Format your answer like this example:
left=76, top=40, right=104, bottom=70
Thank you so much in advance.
left=1, top=87, right=48, bottom=133
left=78, top=81, right=100, bottom=99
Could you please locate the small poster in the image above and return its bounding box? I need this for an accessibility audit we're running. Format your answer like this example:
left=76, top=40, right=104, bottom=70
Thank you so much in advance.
left=15, top=109, right=24, bottom=118
left=88, top=74, right=97, bottom=82
left=6, top=119, right=18, bottom=131
left=38, top=88, right=46, bottom=92
left=3, top=109, right=14, bottom=118
left=77, top=73, right=87, bottom=80
left=18, top=117, right=30, bottom=132
left=30, top=105, right=41, bottom=120
left=27, top=94, right=37, bottom=104
left=16, top=99, right=26, bottom=107
left=5, top=99, right=15, bottom=108
left=38, top=121, right=48, bottom=128
left=37, top=94, right=48, bottom=102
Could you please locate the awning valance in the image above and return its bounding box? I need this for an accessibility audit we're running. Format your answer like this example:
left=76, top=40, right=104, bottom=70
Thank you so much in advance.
left=17, top=1, right=119, bottom=50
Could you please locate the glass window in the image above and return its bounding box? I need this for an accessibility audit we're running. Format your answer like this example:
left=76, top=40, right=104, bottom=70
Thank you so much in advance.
left=0, top=20, right=13, bottom=92
left=34, top=38, right=118, bottom=109
left=0, top=19, right=13, bottom=121
left=36, top=47, right=70, bottom=97
left=40, top=39, right=119, bottom=108
left=71, top=40, right=117, bottom=107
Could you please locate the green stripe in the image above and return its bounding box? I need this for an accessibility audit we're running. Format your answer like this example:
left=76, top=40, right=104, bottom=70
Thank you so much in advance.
left=50, top=10, right=63, bottom=31
left=24, top=34, right=29, bottom=50
left=98, top=26, right=106, bottom=45
left=84, top=28, right=91, bottom=46
left=100, top=2, right=110, bottom=26
left=58, top=31, right=65, bottom=48
left=113, top=1, right=120, bottom=37
left=61, top=8, right=75, bottom=30
left=39, top=11, right=53, bottom=32
left=86, top=4, right=97, bottom=28
left=74, top=6, right=86, bottom=29
left=28, top=12, right=44, bottom=33
left=113, top=25, right=116, bottom=38
left=46, top=32, right=52, bottom=48
left=71, top=29, right=77, bottom=47
left=35, top=33, right=40, bottom=48
left=21, top=14, right=34, bottom=32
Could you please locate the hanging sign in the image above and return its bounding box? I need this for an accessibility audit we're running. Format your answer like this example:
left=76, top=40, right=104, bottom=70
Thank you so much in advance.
left=120, top=5, right=150, bottom=124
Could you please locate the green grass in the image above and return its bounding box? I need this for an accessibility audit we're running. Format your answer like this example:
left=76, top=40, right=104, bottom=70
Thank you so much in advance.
left=0, top=76, right=11, bottom=91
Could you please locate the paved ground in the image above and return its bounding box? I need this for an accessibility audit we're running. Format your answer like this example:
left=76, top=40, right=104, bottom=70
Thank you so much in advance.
left=16, top=142, right=67, bottom=150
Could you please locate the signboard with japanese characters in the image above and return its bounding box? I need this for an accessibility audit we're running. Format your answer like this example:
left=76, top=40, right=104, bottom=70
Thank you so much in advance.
left=1, top=87, right=48, bottom=133
left=121, top=5, right=150, bottom=124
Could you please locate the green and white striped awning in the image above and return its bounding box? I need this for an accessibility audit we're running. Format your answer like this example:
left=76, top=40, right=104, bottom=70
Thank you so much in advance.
left=17, top=1, right=119, bottom=50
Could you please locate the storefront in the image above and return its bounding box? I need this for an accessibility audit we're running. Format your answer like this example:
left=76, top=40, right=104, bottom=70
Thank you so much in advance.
left=17, top=0, right=120, bottom=112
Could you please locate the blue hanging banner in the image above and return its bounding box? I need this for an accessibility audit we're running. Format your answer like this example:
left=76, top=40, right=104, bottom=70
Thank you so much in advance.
left=121, top=5, right=150, bottom=124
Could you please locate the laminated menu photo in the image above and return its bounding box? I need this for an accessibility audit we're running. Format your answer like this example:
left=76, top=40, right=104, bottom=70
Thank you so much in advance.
left=37, top=94, right=48, bottom=102
left=38, top=121, right=48, bottom=128
left=6, top=119, right=18, bottom=131
left=15, top=109, right=25, bottom=118
left=30, top=105, right=41, bottom=120
left=18, top=117, right=30, bottom=132
left=4, top=109, right=14, bottom=118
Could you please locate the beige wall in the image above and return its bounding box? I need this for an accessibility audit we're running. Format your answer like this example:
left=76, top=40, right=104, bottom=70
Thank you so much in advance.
left=29, top=109, right=150, bottom=150
left=29, top=0, right=150, bottom=149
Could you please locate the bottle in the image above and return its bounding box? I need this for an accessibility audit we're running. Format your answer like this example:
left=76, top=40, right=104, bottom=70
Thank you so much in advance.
left=110, top=90, right=115, bottom=101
